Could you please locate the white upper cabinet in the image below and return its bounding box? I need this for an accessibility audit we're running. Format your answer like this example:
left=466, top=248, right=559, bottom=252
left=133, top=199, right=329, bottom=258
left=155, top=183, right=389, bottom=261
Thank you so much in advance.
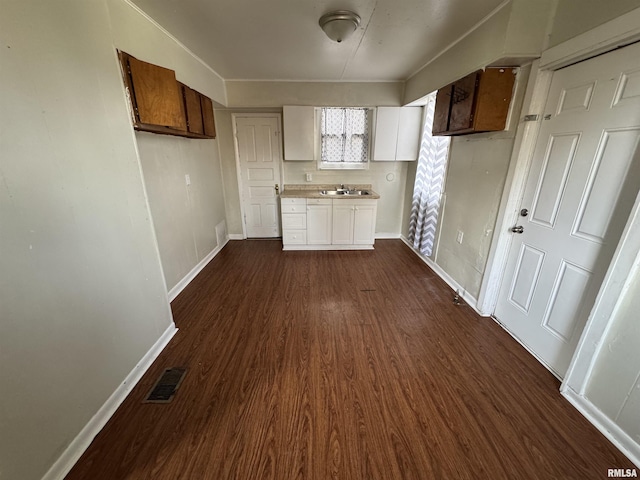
left=283, top=106, right=315, bottom=161
left=372, top=107, right=400, bottom=161
left=372, top=106, right=423, bottom=161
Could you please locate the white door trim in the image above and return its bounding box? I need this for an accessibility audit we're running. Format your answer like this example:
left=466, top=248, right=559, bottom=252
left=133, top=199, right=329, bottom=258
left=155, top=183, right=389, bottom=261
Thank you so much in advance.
left=231, top=113, right=284, bottom=239
left=474, top=9, right=640, bottom=468
left=478, top=6, right=640, bottom=318
left=563, top=191, right=640, bottom=394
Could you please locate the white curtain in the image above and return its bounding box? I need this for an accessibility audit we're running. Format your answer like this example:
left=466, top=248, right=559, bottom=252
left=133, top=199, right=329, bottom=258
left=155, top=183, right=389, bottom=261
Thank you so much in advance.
left=408, top=93, right=451, bottom=256
left=320, top=107, right=369, bottom=164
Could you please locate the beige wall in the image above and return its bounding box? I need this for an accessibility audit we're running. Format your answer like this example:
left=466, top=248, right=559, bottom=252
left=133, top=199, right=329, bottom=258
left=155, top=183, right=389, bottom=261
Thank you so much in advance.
left=226, top=81, right=404, bottom=108
left=136, top=133, right=227, bottom=290
left=0, top=1, right=176, bottom=479
left=434, top=135, right=519, bottom=297
left=548, top=0, right=640, bottom=47
left=107, top=0, right=229, bottom=292
left=402, top=65, right=531, bottom=299
left=218, top=82, right=411, bottom=236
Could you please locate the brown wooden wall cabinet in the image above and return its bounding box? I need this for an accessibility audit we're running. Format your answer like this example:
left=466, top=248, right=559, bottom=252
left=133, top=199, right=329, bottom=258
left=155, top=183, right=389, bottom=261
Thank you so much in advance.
left=432, top=67, right=516, bottom=136
left=118, top=51, right=216, bottom=139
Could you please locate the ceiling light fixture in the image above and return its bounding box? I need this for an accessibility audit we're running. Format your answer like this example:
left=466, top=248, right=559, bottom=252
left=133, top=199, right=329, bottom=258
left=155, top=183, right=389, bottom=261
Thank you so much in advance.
left=319, top=10, right=361, bottom=43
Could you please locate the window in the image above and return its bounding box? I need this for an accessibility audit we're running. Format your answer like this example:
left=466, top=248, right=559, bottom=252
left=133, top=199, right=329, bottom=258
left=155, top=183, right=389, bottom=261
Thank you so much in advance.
left=318, top=107, right=371, bottom=170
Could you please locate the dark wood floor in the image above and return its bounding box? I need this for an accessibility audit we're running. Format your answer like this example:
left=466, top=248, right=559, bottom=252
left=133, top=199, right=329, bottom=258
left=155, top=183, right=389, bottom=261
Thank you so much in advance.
left=66, top=240, right=634, bottom=479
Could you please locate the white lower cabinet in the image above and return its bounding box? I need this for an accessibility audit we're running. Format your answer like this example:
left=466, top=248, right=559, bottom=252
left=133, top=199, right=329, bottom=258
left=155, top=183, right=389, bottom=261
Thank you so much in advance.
left=307, top=199, right=332, bottom=245
left=281, top=197, right=377, bottom=250
left=281, top=198, right=307, bottom=246
left=332, top=203, right=355, bottom=244
left=353, top=203, right=377, bottom=245
left=332, top=200, right=377, bottom=245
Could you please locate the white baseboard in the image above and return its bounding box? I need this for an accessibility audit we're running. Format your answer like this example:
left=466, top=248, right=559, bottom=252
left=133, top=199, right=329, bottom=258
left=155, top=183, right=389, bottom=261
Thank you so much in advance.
left=375, top=233, right=401, bottom=239
left=283, top=244, right=374, bottom=251
left=400, top=236, right=487, bottom=317
left=42, top=323, right=178, bottom=480
left=228, top=234, right=244, bottom=240
left=562, top=387, right=640, bottom=469
left=168, top=237, right=229, bottom=302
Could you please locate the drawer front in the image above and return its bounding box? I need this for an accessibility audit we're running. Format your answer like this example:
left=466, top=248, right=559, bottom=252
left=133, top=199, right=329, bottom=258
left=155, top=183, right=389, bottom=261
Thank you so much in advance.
left=282, top=204, right=307, bottom=213
left=307, top=198, right=332, bottom=205
left=335, top=199, right=378, bottom=206
left=282, top=213, right=307, bottom=229
left=281, top=198, right=306, bottom=206
left=283, top=230, right=307, bottom=245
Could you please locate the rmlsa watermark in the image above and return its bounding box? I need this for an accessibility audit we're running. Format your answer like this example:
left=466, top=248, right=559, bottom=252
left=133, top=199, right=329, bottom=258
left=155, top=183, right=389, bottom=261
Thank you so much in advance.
left=608, top=468, right=638, bottom=478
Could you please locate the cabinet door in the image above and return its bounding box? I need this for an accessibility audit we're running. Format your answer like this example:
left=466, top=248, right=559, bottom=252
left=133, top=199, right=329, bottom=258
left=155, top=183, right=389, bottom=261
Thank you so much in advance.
left=125, top=54, right=187, bottom=131
left=474, top=67, right=515, bottom=132
left=283, top=106, right=315, bottom=160
left=200, top=95, right=216, bottom=138
left=353, top=204, right=377, bottom=245
left=396, top=107, right=423, bottom=161
left=432, top=86, right=452, bottom=135
left=307, top=205, right=332, bottom=244
left=332, top=204, right=355, bottom=244
left=372, top=107, right=400, bottom=161
left=181, top=84, right=204, bottom=135
left=448, top=71, right=479, bottom=132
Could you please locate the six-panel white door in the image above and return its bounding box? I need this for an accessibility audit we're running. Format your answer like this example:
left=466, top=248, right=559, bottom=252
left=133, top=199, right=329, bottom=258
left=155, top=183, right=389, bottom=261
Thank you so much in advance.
left=235, top=116, right=282, bottom=238
left=495, top=42, right=640, bottom=377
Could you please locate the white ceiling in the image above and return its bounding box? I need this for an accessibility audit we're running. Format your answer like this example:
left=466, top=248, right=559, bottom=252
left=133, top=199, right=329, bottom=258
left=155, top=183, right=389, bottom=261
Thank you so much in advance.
left=129, top=0, right=507, bottom=82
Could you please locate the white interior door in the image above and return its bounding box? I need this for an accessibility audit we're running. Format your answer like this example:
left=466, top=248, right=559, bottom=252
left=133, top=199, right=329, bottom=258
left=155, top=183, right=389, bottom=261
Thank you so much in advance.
left=235, top=116, right=282, bottom=238
left=495, top=42, right=640, bottom=377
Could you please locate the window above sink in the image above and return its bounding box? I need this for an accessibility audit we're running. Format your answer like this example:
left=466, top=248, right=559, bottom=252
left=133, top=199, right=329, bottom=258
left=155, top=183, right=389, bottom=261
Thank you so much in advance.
left=318, top=107, right=372, bottom=170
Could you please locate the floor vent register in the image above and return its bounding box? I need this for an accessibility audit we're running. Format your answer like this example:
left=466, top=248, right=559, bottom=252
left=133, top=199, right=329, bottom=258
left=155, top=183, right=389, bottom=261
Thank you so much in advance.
left=143, top=367, right=187, bottom=403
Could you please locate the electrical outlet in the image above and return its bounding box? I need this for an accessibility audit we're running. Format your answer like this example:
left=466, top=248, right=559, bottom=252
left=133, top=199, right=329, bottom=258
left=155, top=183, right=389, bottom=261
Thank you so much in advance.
left=306, top=173, right=313, bottom=182
left=185, top=174, right=191, bottom=186
left=456, top=230, right=464, bottom=244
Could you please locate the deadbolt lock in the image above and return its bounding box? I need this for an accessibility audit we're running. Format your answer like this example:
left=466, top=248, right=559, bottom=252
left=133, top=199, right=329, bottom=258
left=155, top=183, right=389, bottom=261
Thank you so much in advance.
left=520, top=208, right=529, bottom=217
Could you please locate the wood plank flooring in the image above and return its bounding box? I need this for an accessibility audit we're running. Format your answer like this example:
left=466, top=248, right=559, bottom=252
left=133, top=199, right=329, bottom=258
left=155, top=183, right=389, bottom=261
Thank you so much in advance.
left=66, top=240, right=634, bottom=479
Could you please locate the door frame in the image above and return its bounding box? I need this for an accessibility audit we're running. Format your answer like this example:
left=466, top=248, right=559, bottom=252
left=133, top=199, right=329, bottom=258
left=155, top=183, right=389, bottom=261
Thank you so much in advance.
left=231, top=113, right=284, bottom=239
left=467, top=8, right=640, bottom=466
left=475, top=11, right=640, bottom=463
left=477, top=7, right=640, bottom=318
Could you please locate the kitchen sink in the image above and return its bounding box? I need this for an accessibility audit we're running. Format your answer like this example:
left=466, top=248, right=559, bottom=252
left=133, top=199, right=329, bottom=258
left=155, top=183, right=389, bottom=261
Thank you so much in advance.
left=320, top=189, right=371, bottom=196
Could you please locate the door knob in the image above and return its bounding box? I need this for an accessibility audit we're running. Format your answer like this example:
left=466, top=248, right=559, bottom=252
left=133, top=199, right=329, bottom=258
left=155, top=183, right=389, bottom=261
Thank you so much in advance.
left=275, top=184, right=279, bottom=194
left=510, top=226, right=524, bottom=234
